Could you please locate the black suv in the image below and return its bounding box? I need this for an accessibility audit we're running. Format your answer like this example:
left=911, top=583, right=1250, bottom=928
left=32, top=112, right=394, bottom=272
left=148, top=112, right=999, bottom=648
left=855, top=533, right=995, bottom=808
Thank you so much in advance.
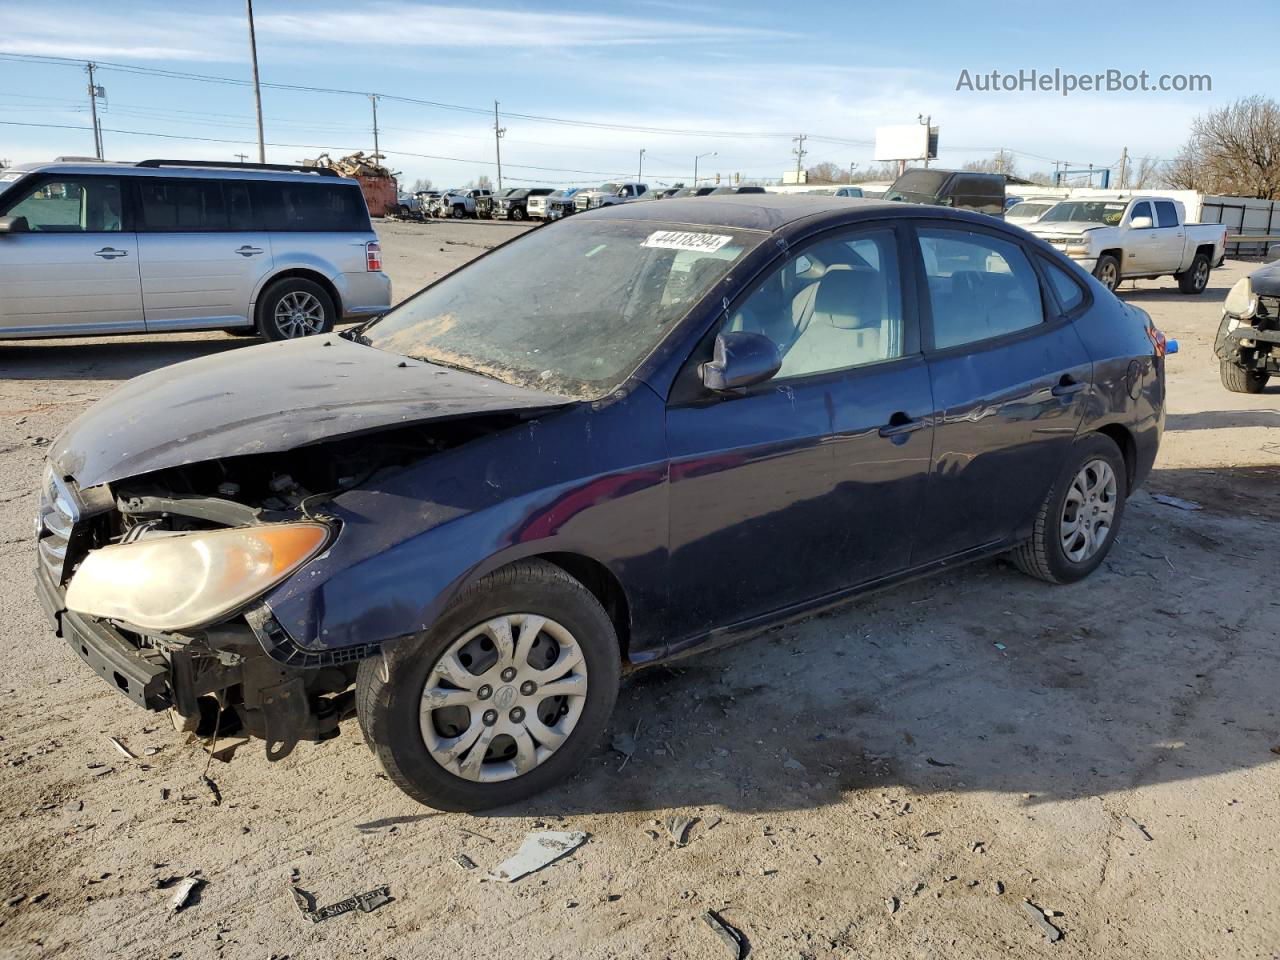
left=495, top=187, right=554, bottom=221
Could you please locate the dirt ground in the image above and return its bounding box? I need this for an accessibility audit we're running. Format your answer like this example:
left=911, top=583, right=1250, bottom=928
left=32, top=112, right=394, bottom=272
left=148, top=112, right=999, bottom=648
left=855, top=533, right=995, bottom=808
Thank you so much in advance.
left=1, top=218, right=1278, bottom=960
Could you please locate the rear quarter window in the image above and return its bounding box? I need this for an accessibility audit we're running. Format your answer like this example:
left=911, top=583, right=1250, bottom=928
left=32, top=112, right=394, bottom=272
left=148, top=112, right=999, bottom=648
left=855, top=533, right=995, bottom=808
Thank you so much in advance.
left=252, top=182, right=370, bottom=231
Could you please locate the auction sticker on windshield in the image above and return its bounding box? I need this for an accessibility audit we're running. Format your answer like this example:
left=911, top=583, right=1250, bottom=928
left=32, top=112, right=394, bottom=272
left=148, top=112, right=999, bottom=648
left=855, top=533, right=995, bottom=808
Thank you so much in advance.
left=642, top=231, right=734, bottom=253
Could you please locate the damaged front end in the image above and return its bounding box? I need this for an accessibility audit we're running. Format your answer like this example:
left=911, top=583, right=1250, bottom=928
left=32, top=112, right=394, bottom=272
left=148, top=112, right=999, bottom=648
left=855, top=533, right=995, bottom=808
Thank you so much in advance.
left=1215, top=273, right=1280, bottom=376
left=36, top=413, right=539, bottom=759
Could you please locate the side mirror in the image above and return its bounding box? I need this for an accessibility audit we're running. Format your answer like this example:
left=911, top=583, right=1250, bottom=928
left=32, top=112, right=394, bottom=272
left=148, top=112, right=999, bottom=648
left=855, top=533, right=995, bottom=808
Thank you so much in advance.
left=0, top=216, right=30, bottom=234
left=1131, top=215, right=1153, bottom=229
left=700, top=331, right=781, bottom=392
left=938, top=196, right=955, bottom=207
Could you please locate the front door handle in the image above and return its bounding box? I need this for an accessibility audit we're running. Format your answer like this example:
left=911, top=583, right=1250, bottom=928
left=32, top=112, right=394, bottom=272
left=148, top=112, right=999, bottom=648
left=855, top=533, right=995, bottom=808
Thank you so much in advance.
left=878, top=412, right=926, bottom=439
left=93, top=247, right=128, bottom=259
left=235, top=245, right=264, bottom=257
left=1051, top=376, right=1087, bottom=398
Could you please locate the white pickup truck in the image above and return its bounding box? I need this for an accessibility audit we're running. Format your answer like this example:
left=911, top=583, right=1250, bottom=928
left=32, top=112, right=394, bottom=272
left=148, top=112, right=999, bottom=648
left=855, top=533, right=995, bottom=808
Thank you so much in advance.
left=1028, top=195, right=1227, bottom=294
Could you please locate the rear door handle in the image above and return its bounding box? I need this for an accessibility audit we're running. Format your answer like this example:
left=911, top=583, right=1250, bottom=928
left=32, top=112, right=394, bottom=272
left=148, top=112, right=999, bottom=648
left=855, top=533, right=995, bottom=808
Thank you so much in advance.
left=235, top=245, right=264, bottom=257
left=93, top=247, right=128, bottom=259
left=1051, top=376, right=1087, bottom=398
left=878, top=412, right=926, bottom=439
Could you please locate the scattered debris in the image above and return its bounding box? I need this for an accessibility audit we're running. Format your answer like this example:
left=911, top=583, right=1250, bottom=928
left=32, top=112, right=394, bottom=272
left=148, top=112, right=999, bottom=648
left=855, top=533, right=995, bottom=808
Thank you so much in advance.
left=291, top=884, right=391, bottom=923
left=64, top=799, right=82, bottom=814
left=663, top=815, right=696, bottom=847
left=201, top=774, right=222, bottom=807
left=885, top=896, right=899, bottom=913
left=612, top=720, right=642, bottom=770
left=702, top=909, right=748, bottom=959
left=106, top=736, right=136, bottom=760
left=993, top=642, right=1007, bottom=651
left=704, top=815, right=723, bottom=831
left=490, top=831, right=588, bottom=882
left=457, top=827, right=495, bottom=844
left=170, top=875, right=203, bottom=912
left=925, top=757, right=955, bottom=768
left=992, top=880, right=1005, bottom=895
left=1121, top=815, right=1153, bottom=841
left=1151, top=493, right=1202, bottom=511
left=452, top=853, right=478, bottom=871
left=5, top=895, right=24, bottom=908
left=1021, top=900, right=1062, bottom=943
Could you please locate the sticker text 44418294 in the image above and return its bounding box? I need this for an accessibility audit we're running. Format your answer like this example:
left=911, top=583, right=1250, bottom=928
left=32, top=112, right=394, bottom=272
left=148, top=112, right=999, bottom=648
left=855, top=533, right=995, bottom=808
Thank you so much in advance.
left=642, top=231, right=734, bottom=253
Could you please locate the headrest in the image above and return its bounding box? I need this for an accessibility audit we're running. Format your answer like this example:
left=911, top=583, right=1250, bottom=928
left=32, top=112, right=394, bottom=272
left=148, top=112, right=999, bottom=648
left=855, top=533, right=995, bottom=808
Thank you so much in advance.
left=814, top=268, right=882, bottom=330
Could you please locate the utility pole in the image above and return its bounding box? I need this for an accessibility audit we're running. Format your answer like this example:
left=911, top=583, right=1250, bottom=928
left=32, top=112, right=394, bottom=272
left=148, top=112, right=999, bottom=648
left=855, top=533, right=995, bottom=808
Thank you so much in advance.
left=85, top=62, right=103, bottom=160
left=792, top=134, right=807, bottom=181
left=246, top=0, right=266, bottom=163
left=694, top=151, right=716, bottom=185
left=1117, top=146, right=1128, bottom=189
left=918, top=114, right=932, bottom=169
left=370, top=95, right=381, bottom=161
left=638, top=148, right=645, bottom=182
left=493, top=100, right=506, bottom=191
left=848, top=161, right=855, bottom=183
left=235, top=153, right=249, bottom=163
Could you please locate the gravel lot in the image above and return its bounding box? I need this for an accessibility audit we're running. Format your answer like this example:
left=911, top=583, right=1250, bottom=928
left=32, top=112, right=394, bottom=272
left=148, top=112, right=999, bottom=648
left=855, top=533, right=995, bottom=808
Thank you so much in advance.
left=1, top=218, right=1278, bottom=960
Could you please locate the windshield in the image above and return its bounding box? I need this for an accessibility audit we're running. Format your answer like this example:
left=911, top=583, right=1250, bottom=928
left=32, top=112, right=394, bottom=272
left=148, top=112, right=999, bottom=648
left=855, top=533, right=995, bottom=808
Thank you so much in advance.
left=1039, top=201, right=1128, bottom=225
left=360, top=218, right=765, bottom=398
left=883, top=170, right=949, bottom=203
left=1006, top=202, right=1053, bottom=218
left=597, top=182, right=622, bottom=193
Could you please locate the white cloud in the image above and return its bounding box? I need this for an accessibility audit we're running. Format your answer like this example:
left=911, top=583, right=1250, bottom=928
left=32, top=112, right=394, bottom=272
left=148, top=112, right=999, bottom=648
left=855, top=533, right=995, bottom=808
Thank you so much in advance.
left=0, top=9, right=242, bottom=62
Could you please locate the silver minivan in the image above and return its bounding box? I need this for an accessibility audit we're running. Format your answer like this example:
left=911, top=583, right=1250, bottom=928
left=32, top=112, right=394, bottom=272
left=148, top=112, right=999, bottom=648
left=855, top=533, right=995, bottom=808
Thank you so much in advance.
left=0, top=159, right=391, bottom=340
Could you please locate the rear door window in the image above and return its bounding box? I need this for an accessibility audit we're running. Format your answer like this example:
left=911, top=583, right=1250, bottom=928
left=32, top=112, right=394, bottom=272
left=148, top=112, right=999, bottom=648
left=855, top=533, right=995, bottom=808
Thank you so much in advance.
left=1154, top=200, right=1180, bottom=228
left=137, top=179, right=254, bottom=231
left=253, top=182, right=369, bottom=231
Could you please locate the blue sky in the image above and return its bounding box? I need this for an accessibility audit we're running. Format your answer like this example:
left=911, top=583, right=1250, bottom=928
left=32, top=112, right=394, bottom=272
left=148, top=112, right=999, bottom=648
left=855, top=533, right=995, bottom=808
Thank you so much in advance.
left=1, top=0, right=1274, bottom=187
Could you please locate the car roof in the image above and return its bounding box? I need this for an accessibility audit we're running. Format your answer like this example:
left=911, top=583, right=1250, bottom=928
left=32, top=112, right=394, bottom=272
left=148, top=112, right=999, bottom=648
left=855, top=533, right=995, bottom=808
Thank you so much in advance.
left=587, top=193, right=986, bottom=232
left=8, top=160, right=360, bottom=185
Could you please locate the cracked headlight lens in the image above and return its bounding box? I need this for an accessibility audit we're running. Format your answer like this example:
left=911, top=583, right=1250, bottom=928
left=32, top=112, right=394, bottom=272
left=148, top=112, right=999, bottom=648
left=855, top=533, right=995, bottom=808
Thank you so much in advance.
left=65, top=522, right=329, bottom=632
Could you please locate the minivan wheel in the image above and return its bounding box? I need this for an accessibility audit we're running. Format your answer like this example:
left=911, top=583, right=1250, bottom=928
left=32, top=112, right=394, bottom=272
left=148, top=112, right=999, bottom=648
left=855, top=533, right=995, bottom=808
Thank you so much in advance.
left=1093, top=255, right=1120, bottom=292
left=257, top=278, right=335, bottom=341
left=356, top=560, right=621, bottom=811
left=1010, top=433, right=1127, bottom=584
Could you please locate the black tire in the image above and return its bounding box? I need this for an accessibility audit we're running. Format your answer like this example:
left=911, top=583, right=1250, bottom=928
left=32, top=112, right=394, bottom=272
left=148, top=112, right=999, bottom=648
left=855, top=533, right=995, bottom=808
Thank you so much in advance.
left=1176, top=252, right=1211, bottom=294
left=256, top=277, right=336, bottom=342
left=1093, top=254, right=1120, bottom=292
left=451, top=204, right=466, bottom=219
left=1219, top=358, right=1270, bottom=393
left=1010, top=433, right=1128, bottom=585
left=356, top=560, right=621, bottom=811
left=511, top=206, right=526, bottom=221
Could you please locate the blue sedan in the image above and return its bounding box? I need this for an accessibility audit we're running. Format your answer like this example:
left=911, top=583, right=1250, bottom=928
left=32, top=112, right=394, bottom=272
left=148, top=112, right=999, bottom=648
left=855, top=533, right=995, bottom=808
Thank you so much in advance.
left=39, top=195, right=1166, bottom=810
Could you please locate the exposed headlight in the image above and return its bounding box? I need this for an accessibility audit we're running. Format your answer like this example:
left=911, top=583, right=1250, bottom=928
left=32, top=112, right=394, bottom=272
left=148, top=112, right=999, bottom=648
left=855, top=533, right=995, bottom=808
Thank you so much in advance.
left=1223, top=277, right=1257, bottom=319
left=65, top=522, right=330, bottom=632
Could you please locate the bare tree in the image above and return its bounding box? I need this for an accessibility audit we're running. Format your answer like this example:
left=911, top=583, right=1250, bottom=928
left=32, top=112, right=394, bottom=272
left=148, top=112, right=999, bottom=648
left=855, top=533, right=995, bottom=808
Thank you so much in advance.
left=475, top=174, right=493, bottom=190
left=963, top=150, right=1018, bottom=178
left=852, top=162, right=901, bottom=183
left=410, top=177, right=433, bottom=193
left=1167, top=96, right=1280, bottom=198
left=805, top=161, right=852, bottom=184
left=1131, top=156, right=1166, bottom=189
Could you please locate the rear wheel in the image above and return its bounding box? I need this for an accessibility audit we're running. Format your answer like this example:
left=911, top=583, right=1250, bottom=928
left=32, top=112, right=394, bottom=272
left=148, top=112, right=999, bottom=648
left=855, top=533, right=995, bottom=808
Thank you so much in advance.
left=1093, top=254, right=1120, bottom=292
left=356, top=560, right=621, bottom=810
left=1176, top=252, right=1211, bottom=294
left=452, top=204, right=466, bottom=219
left=256, top=278, right=335, bottom=341
left=1011, top=433, right=1127, bottom=584
left=1220, top=358, right=1270, bottom=393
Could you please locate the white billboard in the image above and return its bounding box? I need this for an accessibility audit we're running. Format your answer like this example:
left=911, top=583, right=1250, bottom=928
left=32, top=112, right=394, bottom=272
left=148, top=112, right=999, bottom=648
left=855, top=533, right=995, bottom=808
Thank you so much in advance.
left=875, top=124, right=930, bottom=161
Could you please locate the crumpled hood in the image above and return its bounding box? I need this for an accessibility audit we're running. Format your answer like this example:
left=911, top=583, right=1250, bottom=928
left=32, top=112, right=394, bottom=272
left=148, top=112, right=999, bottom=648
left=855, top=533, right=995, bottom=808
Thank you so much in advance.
left=52, top=335, right=571, bottom=488
left=1249, top=260, right=1280, bottom=297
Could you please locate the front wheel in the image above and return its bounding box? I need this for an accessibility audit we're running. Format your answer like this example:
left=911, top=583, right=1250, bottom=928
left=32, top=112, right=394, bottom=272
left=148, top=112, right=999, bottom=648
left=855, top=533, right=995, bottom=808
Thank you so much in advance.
left=1220, top=358, right=1270, bottom=393
left=1177, top=252, right=1211, bottom=294
left=452, top=205, right=466, bottom=219
left=356, top=560, right=621, bottom=810
left=1010, top=433, right=1127, bottom=584
left=1093, top=254, right=1120, bottom=293
left=511, top=207, right=526, bottom=221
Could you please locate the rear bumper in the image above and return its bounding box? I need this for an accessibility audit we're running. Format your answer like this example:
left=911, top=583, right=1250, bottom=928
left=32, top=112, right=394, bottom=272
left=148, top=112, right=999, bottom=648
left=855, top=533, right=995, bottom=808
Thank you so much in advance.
left=336, top=271, right=392, bottom=319
left=37, top=566, right=170, bottom=711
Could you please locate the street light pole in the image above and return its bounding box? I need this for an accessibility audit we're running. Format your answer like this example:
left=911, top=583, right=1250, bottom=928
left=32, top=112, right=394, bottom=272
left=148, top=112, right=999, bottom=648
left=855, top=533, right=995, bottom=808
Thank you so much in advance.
left=638, top=148, right=645, bottom=183
left=246, top=0, right=266, bottom=163
left=694, top=151, right=716, bottom=185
